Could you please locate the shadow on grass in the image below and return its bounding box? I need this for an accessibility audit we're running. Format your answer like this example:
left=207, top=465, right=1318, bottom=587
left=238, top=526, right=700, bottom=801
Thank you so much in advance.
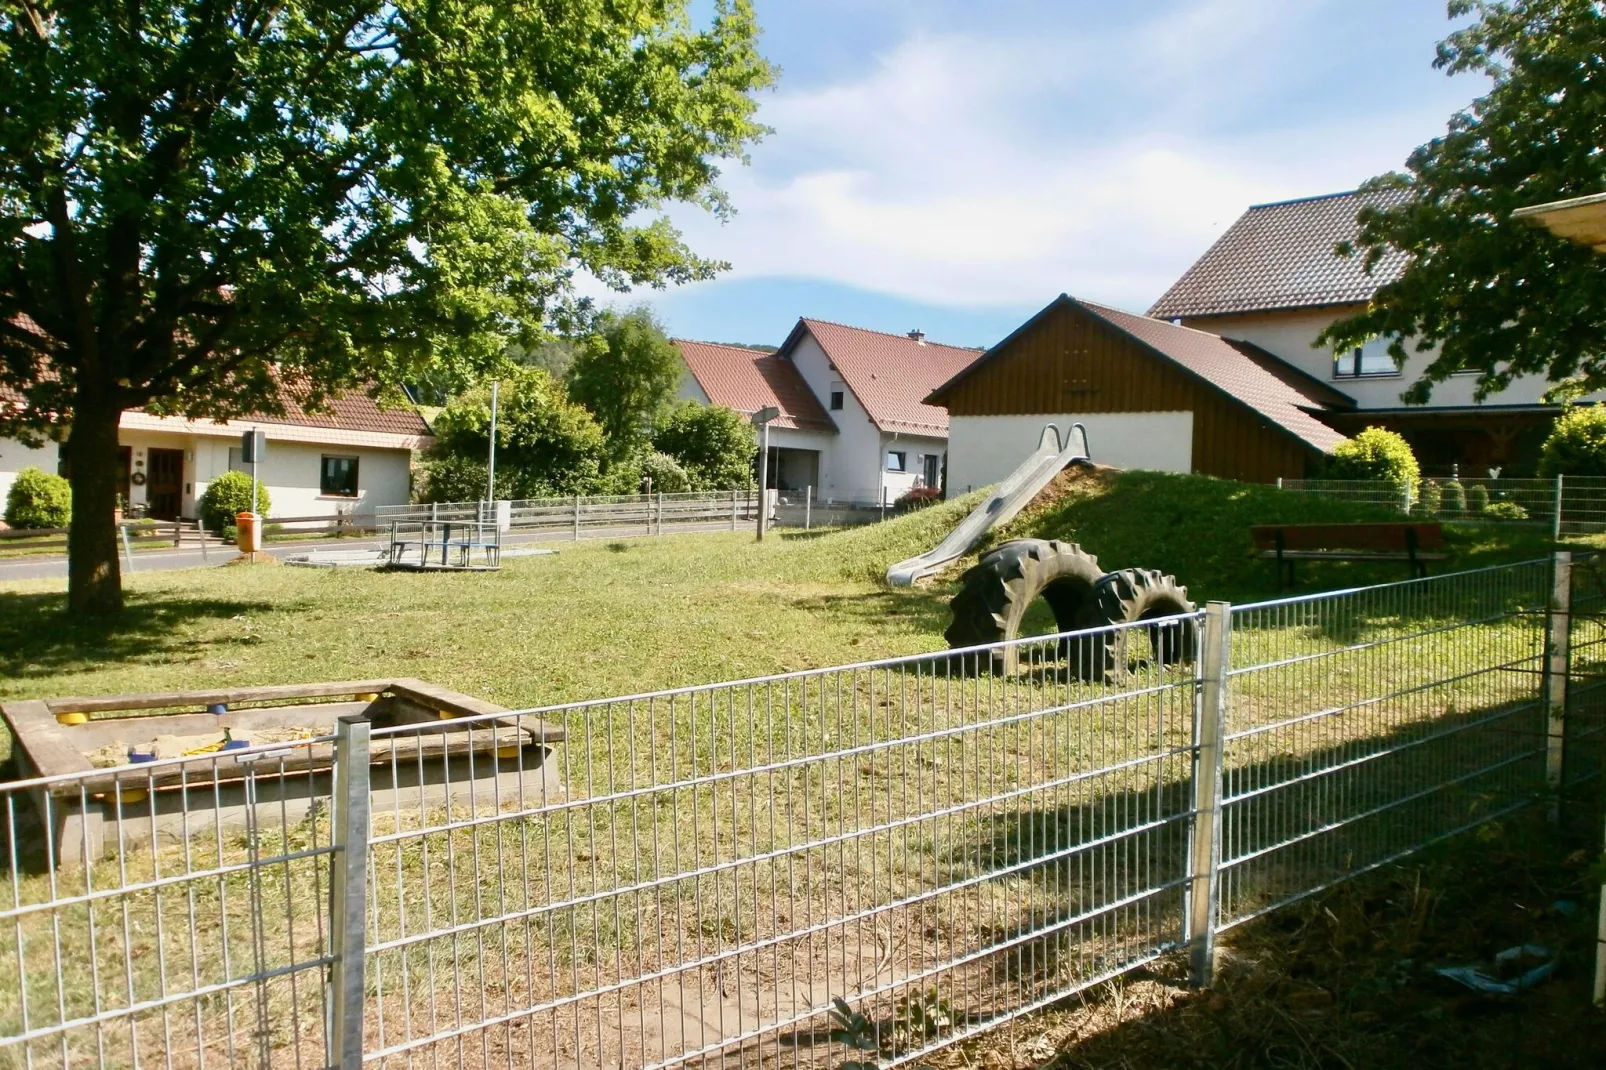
left=0, top=589, right=270, bottom=680
left=784, top=586, right=955, bottom=635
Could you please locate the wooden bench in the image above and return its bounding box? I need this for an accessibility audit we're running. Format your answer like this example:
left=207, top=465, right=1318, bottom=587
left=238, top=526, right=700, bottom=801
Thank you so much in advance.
left=1251, top=522, right=1447, bottom=586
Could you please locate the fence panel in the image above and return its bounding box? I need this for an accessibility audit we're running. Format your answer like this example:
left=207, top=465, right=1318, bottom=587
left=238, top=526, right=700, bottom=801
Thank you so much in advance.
left=0, top=736, right=341, bottom=1069
left=358, top=622, right=1203, bottom=1069
left=1276, top=475, right=1606, bottom=533
left=1216, top=561, right=1552, bottom=931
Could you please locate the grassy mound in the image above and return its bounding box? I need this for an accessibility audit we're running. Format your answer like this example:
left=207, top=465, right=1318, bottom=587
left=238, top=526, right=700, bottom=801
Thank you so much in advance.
left=963, top=468, right=1560, bottom=603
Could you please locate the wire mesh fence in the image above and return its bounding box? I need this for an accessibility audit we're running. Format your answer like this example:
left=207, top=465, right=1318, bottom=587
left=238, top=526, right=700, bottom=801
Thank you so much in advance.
left=1276, top=475, right=1606, bottom=533
left=0, top=558, right=1600, bottom=1068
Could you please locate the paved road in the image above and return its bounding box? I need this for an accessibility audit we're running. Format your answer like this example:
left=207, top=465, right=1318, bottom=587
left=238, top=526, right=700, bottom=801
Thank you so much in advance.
left=0, top=520, right=757, bottom=583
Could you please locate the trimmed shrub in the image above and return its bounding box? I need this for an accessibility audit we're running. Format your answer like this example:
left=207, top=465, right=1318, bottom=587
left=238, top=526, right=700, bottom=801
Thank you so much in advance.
left=652, top=401, right=757, bottom=490
left=895, top=486, right=942, bottom=511
left=1442, top=479, right=1467, bottom=517
left=200, top=471, right=271, bottom=534
left=1467, top=483, right=1491, bottom=513
left=1326, top=427, right=1420, bottom=495
left=1483, top=500, right=1529, bottom=520
left=4, top=466, right=71, bottom=530
left=1538, top=404, right=1606, bottom=477
left=1418, top=478, right=1443, bottom=517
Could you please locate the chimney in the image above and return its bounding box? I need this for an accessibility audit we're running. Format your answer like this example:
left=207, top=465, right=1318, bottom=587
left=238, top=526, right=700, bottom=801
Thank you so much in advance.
left=907, top=329, right=926, bottom=345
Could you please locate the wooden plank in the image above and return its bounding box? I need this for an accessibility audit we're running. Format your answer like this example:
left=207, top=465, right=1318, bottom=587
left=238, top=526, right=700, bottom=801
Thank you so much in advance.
left=389, top=678, right=567, bottom=742
left=1255, top=549, right=1449, bottom=562
left=1250, top=523, right=1445, bottom=551
left=47, top=679, right=398, bottom=715
left=1, top=699, right=98, bottom=779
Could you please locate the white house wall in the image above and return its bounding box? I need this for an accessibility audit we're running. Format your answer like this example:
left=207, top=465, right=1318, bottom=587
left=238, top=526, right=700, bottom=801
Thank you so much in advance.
left=0, top=437, right=60, bottom=513
left=880, top=433, right=948, bottom=501
left=946, top=413, right=1193, bottom=492
left=675, top=369, right=713, bottom=406
left=1190, top=308, right=1587, bottom=409
left=786, top=333, right=893, bottom=503
left=189, top=435, right=411, bottom=518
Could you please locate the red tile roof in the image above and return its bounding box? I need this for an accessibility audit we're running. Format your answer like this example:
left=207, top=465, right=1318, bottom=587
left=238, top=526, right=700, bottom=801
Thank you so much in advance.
left=1148, top=188, right=1413, bottom=319
left=676, top=339, right=837, bottom=433
left=928, top=296, right=1349, bottom=455
left=787, top=320, right=982, bottom=437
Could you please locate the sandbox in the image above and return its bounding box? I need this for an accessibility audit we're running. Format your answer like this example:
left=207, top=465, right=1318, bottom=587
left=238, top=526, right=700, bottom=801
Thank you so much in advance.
left=1, top=678, right=566, bottom=868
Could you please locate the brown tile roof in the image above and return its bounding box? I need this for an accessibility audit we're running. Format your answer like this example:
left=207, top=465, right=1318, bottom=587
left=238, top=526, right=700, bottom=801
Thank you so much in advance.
left=927, top=295, right=1349, bottom=455
left=246, top=383, right=432, bottom=438
left=1148, top=188, right=1413, bottom=319
left=675, top=339, right=837, bottom=433
left=785, top=320, right=982, bottom=437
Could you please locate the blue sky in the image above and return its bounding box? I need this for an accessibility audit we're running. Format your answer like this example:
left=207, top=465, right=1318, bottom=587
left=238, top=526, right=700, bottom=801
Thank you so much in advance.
left=612, top=0, right=1486, bottom=350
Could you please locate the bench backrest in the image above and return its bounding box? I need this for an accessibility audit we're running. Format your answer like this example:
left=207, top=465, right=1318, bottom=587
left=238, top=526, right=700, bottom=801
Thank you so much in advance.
left=1251, top=522, right=1445, bottom=552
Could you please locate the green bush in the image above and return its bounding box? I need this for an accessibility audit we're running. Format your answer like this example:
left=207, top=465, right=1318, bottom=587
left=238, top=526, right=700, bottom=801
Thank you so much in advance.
left=1443, top=480, right=1467, bottom=516
left=652, top=401, right=756, bottom=489
left=1538, top=404, right=1606, bottom=477
left=638, top=451, right=692, bottom=493
left=1467, top=483, right=1491, bottom=513
left=1418, top=479, right=1443, bottom=517
left=1483, top=500, right=1529, bottom=520
left=4, top=466, right=71, bottom=530
left=1326, top=427, right=1420, bottom=495
left=199, top=471, right=271, bottom=534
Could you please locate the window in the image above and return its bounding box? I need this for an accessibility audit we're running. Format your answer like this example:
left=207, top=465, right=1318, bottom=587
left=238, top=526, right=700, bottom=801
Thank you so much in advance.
left=886, top=451, right=906, bottom=472
left=320, top=455, right=359, bottom=497
left=829, top=389, right=844, bottom=411
left=1333, top=339, right=1397, bottom=378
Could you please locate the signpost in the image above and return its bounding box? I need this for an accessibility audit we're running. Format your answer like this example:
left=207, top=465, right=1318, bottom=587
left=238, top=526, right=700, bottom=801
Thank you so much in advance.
left=240, top=429, right=266, bottom=515
left=486, top=380, right=500, bottom=514
left=751, top=406, right=780, bottom=541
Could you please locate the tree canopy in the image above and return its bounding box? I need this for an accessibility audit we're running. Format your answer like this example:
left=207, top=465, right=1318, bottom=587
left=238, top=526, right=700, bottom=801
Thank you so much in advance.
left=1319, top=0, right=1606, bottom=403
left=652, top=400, right=755, bottom=489
left=0, top=1, right=773, bottom=611
left=565, top=306, right=684, bottom=461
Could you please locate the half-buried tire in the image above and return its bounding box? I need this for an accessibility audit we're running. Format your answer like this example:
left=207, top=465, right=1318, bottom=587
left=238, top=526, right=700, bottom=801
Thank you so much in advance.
left=1073, top=568, right=1197, bottom=682
left=944, top=539, right=1104, bottom=675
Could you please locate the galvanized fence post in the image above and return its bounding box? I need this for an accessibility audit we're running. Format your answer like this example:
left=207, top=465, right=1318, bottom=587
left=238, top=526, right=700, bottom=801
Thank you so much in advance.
left=1545, top=551, right=1573, bottom=822
left=328, top=715, right=372, bottom=1068
left=1187, top=600, right=1231, bottom=987
left=731, top=488, right=739, bottom=530
left=805, top=485, right=812, bottom=530
left=573, top=494, right=581, bottom=541
left=1553, top=475, right=1565, bottom=540
left=120, top=523, right=135, bottom=574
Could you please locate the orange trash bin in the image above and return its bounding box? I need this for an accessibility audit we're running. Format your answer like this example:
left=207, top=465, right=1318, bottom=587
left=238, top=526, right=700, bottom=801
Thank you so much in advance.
left=235, top=511, right=262, bottom=553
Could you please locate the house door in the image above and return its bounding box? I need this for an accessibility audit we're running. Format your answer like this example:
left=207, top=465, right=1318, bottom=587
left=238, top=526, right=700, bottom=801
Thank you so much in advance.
left=146, top=448, right=184, bottom=520
left=923, top=454, right=940, bottom=489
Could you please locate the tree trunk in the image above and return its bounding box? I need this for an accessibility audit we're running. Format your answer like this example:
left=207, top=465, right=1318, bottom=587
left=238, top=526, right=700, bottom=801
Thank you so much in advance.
left=67, top=399, right=125, bottom=615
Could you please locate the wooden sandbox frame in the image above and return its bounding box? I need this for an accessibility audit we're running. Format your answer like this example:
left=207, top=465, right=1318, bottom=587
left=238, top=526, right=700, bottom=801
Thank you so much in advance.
left=1, top=678, right=566, bottom=868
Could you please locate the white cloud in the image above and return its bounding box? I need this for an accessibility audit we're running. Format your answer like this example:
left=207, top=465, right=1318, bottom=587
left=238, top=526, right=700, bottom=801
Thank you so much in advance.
left=660, top=1, right=1475, bottom=312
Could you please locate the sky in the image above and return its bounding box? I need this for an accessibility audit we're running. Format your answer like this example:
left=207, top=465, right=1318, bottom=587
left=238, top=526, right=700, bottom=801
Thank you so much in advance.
left=614, top=0, right=1487, bottom=350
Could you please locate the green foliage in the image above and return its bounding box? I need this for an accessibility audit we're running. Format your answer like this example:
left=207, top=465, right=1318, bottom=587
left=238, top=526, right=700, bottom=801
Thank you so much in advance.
left=0, top=0, right=774, bottom=609
left=1319, top=1, right=1606, bottom=401
left=1443, top=480, right=1468, bottom=517
left=826, top=997, right=882, bottom=1070
left=4, top=467, right=71, bottom=530
left=652, top=401, right=756, bottom=489
left=199, top=472, right=271, bottom=534
left=1468, top=483, right=1491, bottom=513
left=425, top=367, right=609, bottom=500
left=1326, top=428, right=1420, bottom=494
left=1538, top=404, right=1606, bottom=477
left=1484, top=499, right=1530, bottom=520
left=638, top=452, right=692, bottom=494
left=566, top=308, right=685, bottom=460
left=1419, top=478, right=1444, bottom=517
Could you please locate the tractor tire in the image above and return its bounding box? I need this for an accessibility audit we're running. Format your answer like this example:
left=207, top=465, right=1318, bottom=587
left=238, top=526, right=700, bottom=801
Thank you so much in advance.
left=944, top=539, right=1104, bottom=674
left=1074, top=568, right=1197, bottom=681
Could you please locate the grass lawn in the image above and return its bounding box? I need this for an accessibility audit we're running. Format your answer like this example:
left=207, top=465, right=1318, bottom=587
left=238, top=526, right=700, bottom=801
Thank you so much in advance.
left=0, top=470, right=1593, bottom=1067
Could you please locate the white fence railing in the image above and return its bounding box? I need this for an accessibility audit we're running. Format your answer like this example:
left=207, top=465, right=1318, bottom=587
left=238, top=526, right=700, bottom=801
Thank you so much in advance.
left=1, top=557, right=1599, bottom=1067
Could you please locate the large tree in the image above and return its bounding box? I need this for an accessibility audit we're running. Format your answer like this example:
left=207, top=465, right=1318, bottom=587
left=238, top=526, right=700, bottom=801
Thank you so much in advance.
left=565, top=304, right=682, bottom=461
left=1320, top=0, right=1606, bottom=403
left=0, top=1, right=772, bottom=613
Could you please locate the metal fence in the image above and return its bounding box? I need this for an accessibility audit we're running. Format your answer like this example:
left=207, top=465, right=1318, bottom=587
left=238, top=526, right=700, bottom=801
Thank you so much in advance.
left=2, top=557, right=1601, bottom=1068
left=1276, top=475, right=1606, bottom=534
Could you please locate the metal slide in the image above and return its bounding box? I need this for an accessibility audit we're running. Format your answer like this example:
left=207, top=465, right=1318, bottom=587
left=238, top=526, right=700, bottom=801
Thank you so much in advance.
left=885, top=423, right=1090, bottom=587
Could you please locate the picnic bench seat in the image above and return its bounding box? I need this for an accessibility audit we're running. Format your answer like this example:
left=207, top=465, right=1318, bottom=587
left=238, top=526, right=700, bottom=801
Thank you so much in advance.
left=388, top=520, right=502, bottom=571
left=1251, top=522, right=1446, bottom=586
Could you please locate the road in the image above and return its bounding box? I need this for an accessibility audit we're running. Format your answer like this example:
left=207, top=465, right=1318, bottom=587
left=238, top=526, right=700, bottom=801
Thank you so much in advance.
left=0, top=519, right=757, bottom=583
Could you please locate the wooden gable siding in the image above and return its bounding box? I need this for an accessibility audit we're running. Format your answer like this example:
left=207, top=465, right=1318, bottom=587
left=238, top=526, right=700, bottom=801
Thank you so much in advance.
left=939, top=302, right=1315, bottom=483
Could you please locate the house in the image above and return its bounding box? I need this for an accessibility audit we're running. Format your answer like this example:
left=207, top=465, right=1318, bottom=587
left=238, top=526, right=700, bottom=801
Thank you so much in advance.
left=0, top=384, right=431, bottom=522
left=676, top=320, right=982, bottom=503
left=928, top=294, right=1349, bottom=489
left=1149, top=188, right=1568, bottom=474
